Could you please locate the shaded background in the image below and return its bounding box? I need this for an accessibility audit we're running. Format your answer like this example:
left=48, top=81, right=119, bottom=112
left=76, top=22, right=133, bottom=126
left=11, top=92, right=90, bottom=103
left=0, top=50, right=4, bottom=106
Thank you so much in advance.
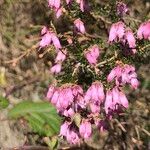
left=0, top=0, right=150, bottom=149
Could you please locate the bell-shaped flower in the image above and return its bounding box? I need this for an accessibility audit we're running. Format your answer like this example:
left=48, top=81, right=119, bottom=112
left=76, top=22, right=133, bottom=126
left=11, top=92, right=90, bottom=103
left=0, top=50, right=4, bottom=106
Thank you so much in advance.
left=108, top=21, right=125, bottom=43
left=40, top=32, right=52, bottom=48
left=46, top=85, right=55, bottom=100
left=50, top=63, right=62, bottom=74
left=84, top=45, right=100, bottom=65
left=51, top=33, right=62, bottom=49
left=55, top=50, right=67, bottom=63
left=79, top=120, right=92, bottom=139
left=74, top=18, right=85, bottom=34
left=119, top=91, right=129, bottom=108
left=48, top=0, right=61, bottom=9
left=66, top=129, right=80, bottom=144
left=60, top=122, right=70, bottom=137
left=124, top=28, right=136, bottom=53
left=41, top=26, right=48, bottom=35
left=137, top=21, right=150, bottom=40
left=104, top=90, right=113, bottom=114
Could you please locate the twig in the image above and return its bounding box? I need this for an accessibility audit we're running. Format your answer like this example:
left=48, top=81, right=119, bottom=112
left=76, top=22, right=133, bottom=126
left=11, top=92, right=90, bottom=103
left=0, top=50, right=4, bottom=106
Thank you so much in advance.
left=124, top=16, right=142, bottom=23
left=114, top=119, right=126, bottom=132
left=90, top=12, right=112, bottom=25
left=5, top=43, right=39, bottom=66
left=140, top=127, right=150, bottom=137
left=11, top=146, right=49, bottom=150
left=140, top=43, right=150, bottom=51
left=5, top=77, right=40, bottom=98
left=96, top=52, right=117, bottom=67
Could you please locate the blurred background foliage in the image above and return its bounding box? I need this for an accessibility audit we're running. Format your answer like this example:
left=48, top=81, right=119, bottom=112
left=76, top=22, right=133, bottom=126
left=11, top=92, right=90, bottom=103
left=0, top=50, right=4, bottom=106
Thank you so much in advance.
left=0, top=0, right=150, bottom=149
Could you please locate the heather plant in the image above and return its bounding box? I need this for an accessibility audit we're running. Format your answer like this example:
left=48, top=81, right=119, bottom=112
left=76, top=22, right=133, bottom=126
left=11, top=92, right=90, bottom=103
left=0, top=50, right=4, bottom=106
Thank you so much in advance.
left=7, top=0, right=150, bottom=149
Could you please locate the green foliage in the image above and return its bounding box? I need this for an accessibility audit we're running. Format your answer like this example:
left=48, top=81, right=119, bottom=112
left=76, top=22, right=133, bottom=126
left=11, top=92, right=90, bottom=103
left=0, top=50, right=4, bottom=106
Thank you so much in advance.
left=8, top=101, right=62, bottom=137
left=0, top=96, right=9, bottom=109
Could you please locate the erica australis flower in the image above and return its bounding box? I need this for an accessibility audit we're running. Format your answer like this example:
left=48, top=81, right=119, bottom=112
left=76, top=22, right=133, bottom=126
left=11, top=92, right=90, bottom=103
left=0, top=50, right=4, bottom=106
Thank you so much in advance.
left=55, top=7, right=63, bottom=18
left=41, top=26, right=48, bottom=35
left=107, top=64, right=139, bottom=89
left=39, top=28, right=62, bottom=49
left=51, top=33, right=62, bottom=49
left=50, top=63, right=62, bottom=74
left=74, top=18, right=85, bottom=34
left=55, top=50, right=67, bottom=63
left=124, top=28, right=136, bottom=53
left=84, top=45, right=100, bottom=65
left=108, top=21, right=125, bottom=43
left=60, top=121, right=70, bottom=137
left=79, top=120, right=92, bottom=139
left=104, top=87, right=129, bottom=114
left=40, top=31, right=52, bottom=47
left=84, top=81, right=105, bottom=113
left=66, top=130, right=80, bottom=145
left=137, top=21, right=150, bottom=40
left=66, top=0, right=72, bottom=5
left=116, top=2, right=128, bottom=17
left=48, top=0, right=61, bottom=9
left=46, top=85, right=55, bottom=100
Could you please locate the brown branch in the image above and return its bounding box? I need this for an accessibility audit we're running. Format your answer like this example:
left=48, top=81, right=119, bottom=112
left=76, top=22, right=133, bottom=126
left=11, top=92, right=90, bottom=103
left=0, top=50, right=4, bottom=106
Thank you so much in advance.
left=5, top=77, right=40, bottom=98
left=4, top=43, right=39, bottom=66
left=96, top=51, right=118, bottom=67
left=90, top=12, right=112, bottom=25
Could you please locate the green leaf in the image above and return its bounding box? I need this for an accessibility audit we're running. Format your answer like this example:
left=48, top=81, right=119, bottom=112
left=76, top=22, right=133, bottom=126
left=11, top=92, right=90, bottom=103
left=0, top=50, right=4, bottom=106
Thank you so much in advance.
left=8, top=101, right=61, bottom=137
left=8, top=101, right=56, bottom=118
left=0, top=96, right=9, bottom=109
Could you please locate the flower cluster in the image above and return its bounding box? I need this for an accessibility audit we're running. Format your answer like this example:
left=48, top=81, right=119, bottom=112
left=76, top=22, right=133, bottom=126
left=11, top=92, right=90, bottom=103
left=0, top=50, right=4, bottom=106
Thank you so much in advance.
left=46, top=82, right=106, bottom=144
left=107, top=64, right=139, bottom=89
left=109, top=20, right=150, bottom=54
left=48, top=0, right=89, bottom=18
left=40, top=0, right=150, bottom=146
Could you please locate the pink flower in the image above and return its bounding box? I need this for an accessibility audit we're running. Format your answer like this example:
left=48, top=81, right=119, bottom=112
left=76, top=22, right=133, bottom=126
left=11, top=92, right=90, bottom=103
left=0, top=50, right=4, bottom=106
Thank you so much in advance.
left=55, top=50, right=67, bottom=63
left=41, top=26, right=48, bottom=35
left=130, top=78, right=139, bottom=89
left=55, top=7, right=63, bottom=18
left=116, top=2, right=128, bottom=16
left=74, top=18, right=85, bottom=34
left=108, top=21, right=125, bottom=43
left=89, top=103, right=100, bottom=114
left=104, top=87, right=129, bottom=114
left=48, top=0, right=61, bottom=9
left=119, top=91, right=129, bottom=108
left=63, top=108, right=75, bottom=117
left=39, top=28, right=61, bottom=49
left=66, top=130, right=80, bottom=144
left=50, top=63, right=62, bottom=74
left=84, top=45, right=100, bottom=65
left=51, top=33, right=62, bottom=49
left=104, top=90, right=113, bottom=114
left=124, top=28, right=136, bottom=53
left=60, top=122, right=69, bottom=136
left=51, top=89, right=59, bottom=105
left=66, top=0, right=72, bottom=4
left=107, top=64, right=139, bottom=89
left=46, top=85, right=55, bottom=100
left=107, top=66, right=122, bottom=82
left=137, top=21, right=150, bottom=40
left=72, top=85, right=83, bottom=97
left=79, top=120, right=92, bottom=139
left=84, top=82, right=105, bottom=106
left=40, top=32, right=52, bottom=48
left=76, top=0, right=89, bottom=12
left=112, top=87, right=120, bottom=107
